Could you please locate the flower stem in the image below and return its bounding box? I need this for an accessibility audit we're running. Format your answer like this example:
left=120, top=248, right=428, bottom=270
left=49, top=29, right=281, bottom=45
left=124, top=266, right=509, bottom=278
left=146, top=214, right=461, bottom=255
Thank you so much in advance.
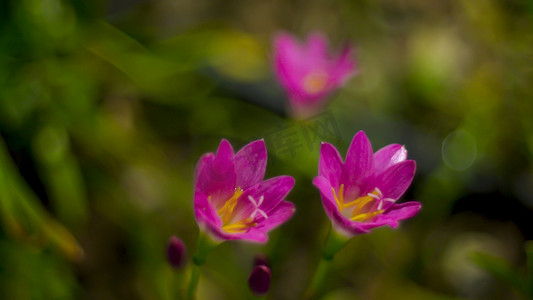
left=322, top=228, right=349, bottom=260
left=305, top=227, right=350, bottom=299
left=187, top=264, right=201, bottom=300
left=187, top=232, right=219, bottom=300
left=305, top=257, right=331, bottom=299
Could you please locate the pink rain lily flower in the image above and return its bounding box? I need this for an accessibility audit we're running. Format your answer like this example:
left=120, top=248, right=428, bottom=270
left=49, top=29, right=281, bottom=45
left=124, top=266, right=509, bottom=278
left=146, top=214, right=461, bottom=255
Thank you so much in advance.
left=313, top=131, right=421, bottom=237
left=194, top=139, right=295, bottom=243
left=274, top=32, right=357, bottom=117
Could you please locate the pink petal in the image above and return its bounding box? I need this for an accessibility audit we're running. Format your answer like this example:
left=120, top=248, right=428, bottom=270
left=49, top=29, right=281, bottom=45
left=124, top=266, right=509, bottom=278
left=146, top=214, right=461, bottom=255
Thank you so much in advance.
left=193, top=192, right=222, bottom=227
left=234, top=228, right=269, bottom=243
left=260, top=201, right=295, bottom=232
left=206, top=225, right=268, bottom=244
left=194, top=152, right=215, bottom=190
left=363, top=201, right=421, bottom=230
left=313, top=176, right=339, bottom=213
left=200, top=139, right=237, bottom=207
left=330, top=46, right=357, bottom=84
left=231, top=176, right=295, bottom=223
left=306, top=32, right=329, bottom=60
left=274, top=33, right=305, bottom=90
left=341, top=131, right=374, bottom=199
left=318, top=142, right=344, bottom=189
left=235, top=139, right=267, bottom=189
left=313, top=176, right=369, bottom=237
left=373, top=144, right=407, bottom=175
left=384, top=201, right=421, bottom=221
left=374, top=160, right=416, bottom=200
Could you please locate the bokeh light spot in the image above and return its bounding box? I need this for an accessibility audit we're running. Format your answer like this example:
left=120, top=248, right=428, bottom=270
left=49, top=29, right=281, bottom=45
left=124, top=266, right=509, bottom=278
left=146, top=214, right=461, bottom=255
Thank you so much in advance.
left=442, top=130, right=477, bottom=171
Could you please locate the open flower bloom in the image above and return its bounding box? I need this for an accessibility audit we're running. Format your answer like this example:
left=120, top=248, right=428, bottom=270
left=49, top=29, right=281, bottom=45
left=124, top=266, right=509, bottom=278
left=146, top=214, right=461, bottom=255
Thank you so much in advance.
left=274, top=32, right=357, bottom=117
left=313, top=131, right=421, bottom=237
left=194, top=139, right=295, bottom=243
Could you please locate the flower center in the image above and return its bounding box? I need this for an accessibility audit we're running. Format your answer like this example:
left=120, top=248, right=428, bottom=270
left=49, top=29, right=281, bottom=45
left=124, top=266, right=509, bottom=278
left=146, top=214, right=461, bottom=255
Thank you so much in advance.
left=215, top=188, right=267, bottom=234
left=303, top=71, right=328, bottom=95
left=331, top=184, right=391, bottom=222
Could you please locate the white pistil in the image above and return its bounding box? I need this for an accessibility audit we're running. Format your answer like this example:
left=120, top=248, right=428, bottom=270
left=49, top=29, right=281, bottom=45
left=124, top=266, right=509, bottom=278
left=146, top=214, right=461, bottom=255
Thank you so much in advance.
left=248, top=195, right=268, bottom=220
left=368, top=193, right=380, bottom=200
left=378, top=198, right=395, bottom=210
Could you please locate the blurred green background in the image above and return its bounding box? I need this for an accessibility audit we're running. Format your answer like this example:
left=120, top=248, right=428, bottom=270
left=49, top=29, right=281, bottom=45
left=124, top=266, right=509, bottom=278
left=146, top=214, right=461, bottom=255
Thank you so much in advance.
left=1, top=0, right=533, bottom=299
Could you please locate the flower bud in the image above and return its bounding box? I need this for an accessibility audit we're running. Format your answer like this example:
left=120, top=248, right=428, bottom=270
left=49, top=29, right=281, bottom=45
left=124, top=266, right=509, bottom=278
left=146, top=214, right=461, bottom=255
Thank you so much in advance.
left=167, top=236, right=187, bottom=269
left=248, top=265, right=271, bottom=296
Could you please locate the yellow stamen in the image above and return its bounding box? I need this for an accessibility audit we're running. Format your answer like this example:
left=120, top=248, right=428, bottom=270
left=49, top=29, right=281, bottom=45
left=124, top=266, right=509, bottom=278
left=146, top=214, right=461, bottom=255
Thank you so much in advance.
left=331, top=184, right=344, bottom=209
left=350, top=210, right=384, bottom=222
left=332, top=185, right=385, bottom=223
left=350, top=196, right=375, bottom=216
left=343, top=195, right=372, bottom=209
left=217, top=187, right=243, bottom=224
left=215, top=187, right=260, bottom=233
left=222, top=218, right=256, bottom=233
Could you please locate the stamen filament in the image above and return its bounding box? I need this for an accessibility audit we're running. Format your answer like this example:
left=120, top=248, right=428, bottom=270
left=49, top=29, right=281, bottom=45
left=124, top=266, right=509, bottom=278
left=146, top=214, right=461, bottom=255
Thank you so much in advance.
left=218, top=187, right=243, bottom=224
left=351, top=196, right=375, bottom=216
left=331, top=185, right=387, bottom=223
left=331, top=184, right=344, bottom=210
left=350, top=210, right=384, bottom=222
left=222, top=218, right=256, bottom=233
left=343, top=195, right=372, bottom=208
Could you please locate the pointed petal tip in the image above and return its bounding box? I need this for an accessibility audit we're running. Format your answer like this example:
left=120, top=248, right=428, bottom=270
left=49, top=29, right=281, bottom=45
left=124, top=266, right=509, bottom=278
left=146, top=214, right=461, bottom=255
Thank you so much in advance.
left=216, top=139, right=235, bottom=157
left=354, top=130, right=367, bottom=138
left=405, top=159, right=417, bottom=171
left=284, top=175, right=296, bottom=186
left=218, top=138, right=231, bottom=148
left=351, top=130, right=371, bottom=148
left=401, top=145, right=408, bottom=155
left=312, top=175, right=325, bottom=187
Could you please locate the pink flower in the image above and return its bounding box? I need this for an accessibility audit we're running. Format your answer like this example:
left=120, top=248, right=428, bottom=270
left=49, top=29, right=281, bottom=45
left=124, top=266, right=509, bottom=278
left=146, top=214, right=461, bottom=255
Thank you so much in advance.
left=274, top=32, right=357, bottom=117
left=313, top=131, right=421, bottom=237
left=194, top=139, right=295, bottom=243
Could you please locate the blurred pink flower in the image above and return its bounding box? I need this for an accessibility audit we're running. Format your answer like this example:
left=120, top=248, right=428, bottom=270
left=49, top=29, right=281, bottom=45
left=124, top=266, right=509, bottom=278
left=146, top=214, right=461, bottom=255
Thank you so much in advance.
left=274, top=32, right=357, bottom=117
left=313, top=131, right=421, bottom=237
left=194, top=139, right=295, bottom=243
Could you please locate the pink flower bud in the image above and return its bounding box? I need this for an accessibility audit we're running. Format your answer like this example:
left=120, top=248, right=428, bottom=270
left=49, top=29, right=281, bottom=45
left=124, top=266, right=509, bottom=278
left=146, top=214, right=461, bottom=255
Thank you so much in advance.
left=167, top=236, right=187, bottom=269
left=248, top=265, right=271, bottom=296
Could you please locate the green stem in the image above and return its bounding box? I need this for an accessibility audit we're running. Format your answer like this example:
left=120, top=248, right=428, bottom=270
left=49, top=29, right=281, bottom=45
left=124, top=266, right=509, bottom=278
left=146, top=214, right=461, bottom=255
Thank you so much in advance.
left=187, top=264, right=201, bottom=300
left=305, top=227, right=350, bottom=299
left=321, top=228, right=350, bottom=261
left=186, top=232, right=219, bottom=300
left=305, top=258, right=331, bottom=299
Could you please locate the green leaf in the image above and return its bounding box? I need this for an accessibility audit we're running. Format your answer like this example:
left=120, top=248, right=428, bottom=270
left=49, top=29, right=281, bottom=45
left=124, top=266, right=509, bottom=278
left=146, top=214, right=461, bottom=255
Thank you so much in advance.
left=0, top=136, right=83, bottom=261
